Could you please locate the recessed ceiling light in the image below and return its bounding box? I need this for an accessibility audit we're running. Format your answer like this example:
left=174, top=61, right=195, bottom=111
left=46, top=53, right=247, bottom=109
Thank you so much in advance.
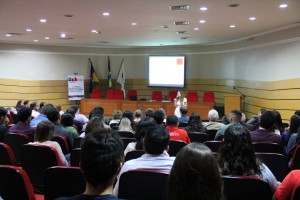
left=103, top=12, right=110, bottom=16
left=60, top=33, right=66, bottom=38
left=279, top=3, right=288, bottom=8
left=40, top=18, right=47, bottom=23
left=45, top=37, right=50, bottom=40
left=194, top=27, right=200, bottom=30
left=249, top=17, right=256, bottom=21
left=5, top=34, right=11, bottom=37
left=170, top=5, right=190, bottom=11
left=230, top=25, right=236, bottom=28
left=160, top=25, right=169, bottom=28
left=33, top=40, right=38, bottom=42
left=131, top=22, right=137, bottom=26
left=200, top=7, right=207, bottom=11
left=199, top=20, right=206, bottom=24
left=26, top=29, right=32, bottom=32
left=91, top=30, right=98, bottom=33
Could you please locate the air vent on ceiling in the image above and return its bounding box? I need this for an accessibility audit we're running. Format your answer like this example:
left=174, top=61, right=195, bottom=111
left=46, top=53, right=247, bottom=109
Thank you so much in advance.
left=177, top=31, right=189, bottom=34
left=174, top=21, right=190, bottom=25
left=169, top=5, right=190, bottom=11
left=8, top=32, right=23, bottom=36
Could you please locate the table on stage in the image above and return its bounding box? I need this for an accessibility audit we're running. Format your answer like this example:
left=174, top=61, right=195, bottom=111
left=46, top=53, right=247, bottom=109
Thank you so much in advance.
left=80, top=98, right=214, bottom=119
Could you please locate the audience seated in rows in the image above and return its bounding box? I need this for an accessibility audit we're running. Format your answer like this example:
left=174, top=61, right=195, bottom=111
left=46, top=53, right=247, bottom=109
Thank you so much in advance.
left=166, top=115, right=191, bottom=144
left=250, top=110, right=282, bottom=145
left=29, top=120, right=68, bottom=166
left=71, top=105, right=89, bottom=126
left=56, top=129, right=123, bottom=200
left=47, top=107, right=74, bottom=149
left=218, top=124, right=279, bottom=192
left=178, top=106, right=189, bottom=123
left=184, top=112, right=207, bottom=134
left=113, top=125, right=175, bottom=196
left=203, top=109, right=223, bottom=130
left=109, top=110, right=122, bottom=126
left=0, top=107, right=9, bottom=142
left=30, top=103, right=53, bottom=127
left=215, top=110, right=242, bottom=140
left=274, top=170, right=300, bottom=200
left=61, top=113, right=79, bottom=138
left=9, top=107, right=35, bottom=138
left=124, top=117, right=156, bottom=156
left=168, top=143, right=222, bottom=200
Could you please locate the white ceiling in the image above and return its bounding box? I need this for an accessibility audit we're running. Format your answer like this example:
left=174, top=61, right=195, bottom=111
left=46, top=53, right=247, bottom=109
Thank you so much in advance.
left=0, top=0, right=300, bottom=47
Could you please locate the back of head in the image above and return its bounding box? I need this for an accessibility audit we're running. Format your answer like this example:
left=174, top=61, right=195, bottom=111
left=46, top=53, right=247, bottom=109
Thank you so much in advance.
left=145, top=108, right=154, bottom=118
left=46, top=107, right=60, bottom=123
left=35, top=120, right=54, bottom=142
left=85, top=116, right=106, bottom=135
left=39, top=102, right=45, bottom=108
left=119, top=117, right=133, bottom=132
left=154, top=109, right=165, bottom=125
left=168, top=143, right=222, bottom=200
left=230, top=110, right=242, bottom=122
left=30, top=102, right=37, bottom=110
left=71, top=105, right=79, bottom=113
left=290, top=115, right=300, bottom=135
left=134, top=109, right=142, bottom=118
left=208, top=109, right=219, bottom=122
left=273, top=110, right=284, bottom=131
left=66, top=108, right=76, bottom=117
left=81, top=129, right=123, bottom=187
left=144, top=125, right=169, bottom=155
left=60, top=113, right=74, bottom=127
left=179, top=106, right=188, bottom=115
left=259, top=111, right=276, bottom=130
left=56, top=105, right=62, bottom=111
left=135, top=117, right=156, bottom=149
left=88, top=106, right=104, bottom=120
left=17, top=107, right=32, bottom=122
left=166, top=115, right=178, bottom=126
left=23, top=100, right=29, bottom=106
left=41, top=104, right=54, bottom=115
left=112, top=110, right=122, bottom=120
left=0, top=107, right=7, bottom=118
left=218, top=124, right=260, bottom=176
left=122, top=110, right=134, bottom=122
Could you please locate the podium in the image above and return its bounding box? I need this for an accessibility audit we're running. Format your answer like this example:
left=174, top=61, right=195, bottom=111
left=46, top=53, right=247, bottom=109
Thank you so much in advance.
left=224, top=94, right=242, bottom=114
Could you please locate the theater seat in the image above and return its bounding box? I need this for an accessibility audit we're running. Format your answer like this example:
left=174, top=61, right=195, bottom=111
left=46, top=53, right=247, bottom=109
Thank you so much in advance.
left=0, top=165, right=43, bottom=200
left=168, top=91, right=177, bottom=101
left=52, top=135, right=70, bottom=155
left=0, top=142, right=17, bottom=166
left=128, top=90, right=137, bottom=101
left=202, top=91, right=215, bottom=103
left=106, top=90, right=114, bottom=100
left=152, top=91, right=163, bottom=101
left=114, top=90, right=125, bottom=100
left=91, top=89, right=101, bottom=99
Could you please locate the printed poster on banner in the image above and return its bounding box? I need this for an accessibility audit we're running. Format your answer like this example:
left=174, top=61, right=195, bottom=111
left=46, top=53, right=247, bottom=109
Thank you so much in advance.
left=68, top=75, right=85, bottom=100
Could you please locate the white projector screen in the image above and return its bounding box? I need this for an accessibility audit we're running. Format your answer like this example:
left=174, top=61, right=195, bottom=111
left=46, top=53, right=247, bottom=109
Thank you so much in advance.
left=148, top=55, right=185, bottom=88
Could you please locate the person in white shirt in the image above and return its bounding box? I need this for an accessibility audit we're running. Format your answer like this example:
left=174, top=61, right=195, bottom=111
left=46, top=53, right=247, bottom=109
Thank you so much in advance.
left=30, top=102, right=40, bottom=118
left=113, top=125, right=175, bottom=196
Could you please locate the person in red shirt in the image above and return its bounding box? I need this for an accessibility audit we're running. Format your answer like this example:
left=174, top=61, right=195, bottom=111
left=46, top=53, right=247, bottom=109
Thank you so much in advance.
left=166, top=115, right=191, bottom=144
left=274, top=170, right=300, bottom=200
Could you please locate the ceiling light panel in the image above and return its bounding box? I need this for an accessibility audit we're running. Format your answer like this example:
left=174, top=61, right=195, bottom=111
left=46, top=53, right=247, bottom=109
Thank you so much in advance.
left=174, top=21, right=190, bottom=25
left=169, top=5, right=190, bottom=11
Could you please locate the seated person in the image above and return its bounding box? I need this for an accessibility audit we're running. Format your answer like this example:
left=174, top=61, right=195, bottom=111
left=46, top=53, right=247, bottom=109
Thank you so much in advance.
left=71, top=105, right=89, bottom=125
left=65, top=108, right=83, bottom=133
left=153, top=109, right=166, bottom=126
left=0, top=107, right=9, bottom=142
left=113, top=125, right=175, bottom=196
left=203, top=109, right=223, bottom=130
left=9, top=107, right=36, bottom=138
left=30, top=104, right=53, bottom=127
left=121, top=110, right=135, bottom=131
left=145, top=108, right=154, bottom=118
left=178, top=106, right=189, bottom=123
left=109, top=110, right=122, bottom=126
left=274, top=170, right=300, bottom=200
left=56, top=128, right=123, bottom=200
left=29, top=120, right=68, bottom=166
left=133, top=109, right=142, bottom=124
left=60, top=113, right=79, bottom=138
left=168, top=143, right=222, bottom=200
left=184, top=112, right=207, bottom=134
left=218, top=124, right=280, bottom=192
left=30, top=102, right=40, bottom=118
left=118, top=117, right=134, bottom=133
left=250, top=110, right=282, bottom=145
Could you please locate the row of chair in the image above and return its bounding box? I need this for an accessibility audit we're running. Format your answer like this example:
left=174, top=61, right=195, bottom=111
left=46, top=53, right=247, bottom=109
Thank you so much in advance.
left=91, top=89, right=215, bottom=103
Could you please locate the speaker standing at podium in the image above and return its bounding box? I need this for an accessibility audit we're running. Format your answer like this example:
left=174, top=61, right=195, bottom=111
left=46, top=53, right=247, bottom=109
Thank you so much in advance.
left=174, top=91, right=187, bottom=118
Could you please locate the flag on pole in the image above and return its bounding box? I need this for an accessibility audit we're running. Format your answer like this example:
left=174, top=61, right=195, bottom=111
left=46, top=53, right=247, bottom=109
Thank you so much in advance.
left=89, top=58, right=100, bottom=93
left=117, top=58, right=126, bottom=99
left=108, top=56, right=112, bottom=89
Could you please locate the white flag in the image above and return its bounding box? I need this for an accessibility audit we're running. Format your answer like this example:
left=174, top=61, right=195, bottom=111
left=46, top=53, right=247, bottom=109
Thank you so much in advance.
left=117, top=59, right=126, bottom=99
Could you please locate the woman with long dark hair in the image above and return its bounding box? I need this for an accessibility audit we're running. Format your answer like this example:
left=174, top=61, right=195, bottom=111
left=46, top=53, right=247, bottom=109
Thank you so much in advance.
left=285, top=115, right=300, bottom=159
left=218, top=124, right=279, bottom=192
left=168, top=143, right=222, bottom=200
left=282, top=115, right=300, bottom=146
left=184, top=112, right=207, bottom=133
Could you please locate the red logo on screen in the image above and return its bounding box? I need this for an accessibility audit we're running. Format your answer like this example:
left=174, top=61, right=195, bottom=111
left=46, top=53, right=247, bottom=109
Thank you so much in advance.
left=177, top=58, right=183, bottom=65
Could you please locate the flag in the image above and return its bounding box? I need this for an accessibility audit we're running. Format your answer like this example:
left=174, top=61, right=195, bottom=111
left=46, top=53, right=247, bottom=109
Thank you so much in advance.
left=117, top=58, right=126, bottom=99
left=89, top=59, right=100, bottom=93
left=108, top=56, right=112, bottom=89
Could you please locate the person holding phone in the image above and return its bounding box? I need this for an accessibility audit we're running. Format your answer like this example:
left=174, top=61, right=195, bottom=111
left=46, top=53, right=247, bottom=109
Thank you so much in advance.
left=174, top=91, right=187, bottom=118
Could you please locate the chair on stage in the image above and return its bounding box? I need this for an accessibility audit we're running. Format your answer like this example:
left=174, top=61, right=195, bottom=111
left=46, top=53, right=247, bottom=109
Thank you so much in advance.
left=106, top=90, right=114, bottom=100
left=187, top=91, right=198, bottom=102
left=152, top=91, right=163, bottom=101
left=168, top=91, right=177, bottom=101
left=114, top=90, right=125, bottom=100
left=91, top=89, right=101, bottom=99
left=128, top=90, right=138, bottom=101
left=202, top=91, right=215, bottom=103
